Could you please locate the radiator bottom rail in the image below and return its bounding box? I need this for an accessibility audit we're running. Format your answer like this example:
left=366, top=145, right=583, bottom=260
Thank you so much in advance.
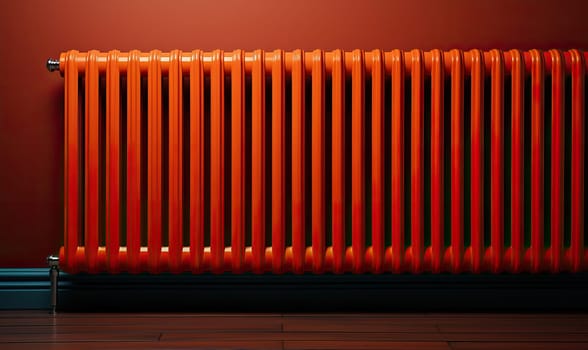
left=59, top=246, right=588, bottom=274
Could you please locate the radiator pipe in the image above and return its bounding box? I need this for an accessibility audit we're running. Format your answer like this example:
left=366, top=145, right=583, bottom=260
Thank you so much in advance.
left=46, top=58, right=60, bottom=72
left=47, top=255, right=59, bottom=315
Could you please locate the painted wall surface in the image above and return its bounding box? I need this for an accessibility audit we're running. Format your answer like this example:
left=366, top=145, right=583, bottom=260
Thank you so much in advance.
left=1, top=0, right=588, bottom=267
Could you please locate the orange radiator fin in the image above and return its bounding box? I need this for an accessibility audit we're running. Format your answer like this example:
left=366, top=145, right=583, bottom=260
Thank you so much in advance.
left=231, top=50, right=246, bottom=273
left=189, top=50, right=205, bottom=272
left=85, top=50, right=100, bottom=273
left=549, top=49, right=564, bottom=273
left=371, top=49, right=385, bottom=273
left=430, top=49, right=444, bottom=273
left=411, top=49, right=425, bottom=273
left=251, top=49, right=266, bottom=273
left=64, top=50, right=80, bottom=272
left=490, top=49, right=504, bottom=273
left=168, top=50, right=183, bottom=273
left=351, top=49, right=365, bottom=273
left=509, top=49, right=524, bottom=273
left=391, top=50, right=405, bottom=272
left=331, top=49, right=346, bottom=274
left=147, top=50, right=163, bottom=273
left=210, top=50, right=225, bottom=273
left=530, top=49, right=545, bottom=273
left=469, top=49, right=484, bottom=273
left=126, top=50, right=142, bottom=273
left=311, top=50, right=326, bottom=273
left=106, top=50, right=121, bottom=273
left=449, top=50, right=464, bottom=273
left=291, top=50, right=306, bottom=274
left=570, top=49, right=585, bottom=272
left=271, top=49, right=286, bottom=273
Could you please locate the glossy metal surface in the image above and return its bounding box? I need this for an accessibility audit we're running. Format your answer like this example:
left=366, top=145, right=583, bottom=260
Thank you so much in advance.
left=168, top=50, right=183, bottom=273
left=490, top=49, right=504, bottom=273
left=271, top=50, right=286, bottom=273
left=84, top=50, right=99, bottom=273
left=469, top=49, right=484, bottom=274
left=231, top=50, right=245, bottom=273
left=430, top=49, right=444, bottom=274
left=509, top=49, right=524, bottom=273
left=147, top=50, right=162, bottom=273
left=58, top=49, right=588, bottom=274
left=570, top=50, right=585, bottom=273
left=251, top=50, right=265, bottom=274
left=530, top=49, right=544, bottom=273
left=106, top=50, right=121, bottom=273
left=210, top=50, right=225, bottom=274
left=449, top=49, right=464, bottom=273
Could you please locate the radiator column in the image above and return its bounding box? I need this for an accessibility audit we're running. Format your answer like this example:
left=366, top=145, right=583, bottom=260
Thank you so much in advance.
left=450, top=49, right=464, bottom=273
left=469, top=49, right=484, bottom=273
left=291, top=50, right=306, bottom=274
left=106, top=50, right=121, bottom=273
left=168, top=49, right=183, bottom=273
left=530, top=50, right=545, bottom=273
left=570, top=49, right=585, bottom=272
left=331, top=49, right=346, bottom=274
left=371, top=49, right=385, bottom=273
left=490, top=49, right=504, bottom=273
left=231, top=50, right=246, bottom=273
left=351, top=49, right=365, bottom=273
left=430, top=49, right=445, bottom=273
left=271, top=50, right=286, bottom=273
left=311, top=49, right=326, bottom=273
left=189, top=50, right=205, bottom=272
left=126, top=50, right=142, bottom=273
left=251, top=50, right=266, bottom=273
left=509, top=49, right=524, bottom=273
left=390, top=49, right=405, bottom=272
left=210, top=50, right=225, bottom=274
left=64, top=50, right=80, bottom=272
left=147, top=50, right=162, bottom=273
left=85, top=50, right=100, bottom=273
left=550, top=49, right=564, bottom=273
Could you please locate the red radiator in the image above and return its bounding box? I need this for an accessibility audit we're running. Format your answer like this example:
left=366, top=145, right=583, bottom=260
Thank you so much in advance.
left=55, top=49, right=587, bottom=274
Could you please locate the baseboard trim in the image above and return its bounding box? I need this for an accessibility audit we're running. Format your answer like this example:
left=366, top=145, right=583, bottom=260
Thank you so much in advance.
left=2, top=269, right=588, bottom=311
left=0, top=269, right=50, bottom=310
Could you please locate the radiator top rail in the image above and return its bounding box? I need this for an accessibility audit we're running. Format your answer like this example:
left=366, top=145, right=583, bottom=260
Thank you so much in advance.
left=46, top=49, right=587, bottom=76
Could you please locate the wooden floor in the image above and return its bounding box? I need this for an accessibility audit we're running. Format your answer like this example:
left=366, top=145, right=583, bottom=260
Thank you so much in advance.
left=0, top=312, right=587, bottom=349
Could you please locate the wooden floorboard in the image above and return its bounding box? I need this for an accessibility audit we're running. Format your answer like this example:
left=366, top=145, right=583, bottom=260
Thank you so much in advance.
left=441, top=332, right=588, bottom=341
left=0, top=341, right=284, bottom=349
left=282, top=317, right=439, bottom=332
left=449, top=342, right=588, bottom=350
left=161, top=331, right=446, bottom=341
left=0, top=311, right=587, bottom=349
left=283, top=341, right=451, bottom=349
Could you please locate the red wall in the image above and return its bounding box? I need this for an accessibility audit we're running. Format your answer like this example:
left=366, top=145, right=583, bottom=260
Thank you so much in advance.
left=1, top=0, right=588, bottom=267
